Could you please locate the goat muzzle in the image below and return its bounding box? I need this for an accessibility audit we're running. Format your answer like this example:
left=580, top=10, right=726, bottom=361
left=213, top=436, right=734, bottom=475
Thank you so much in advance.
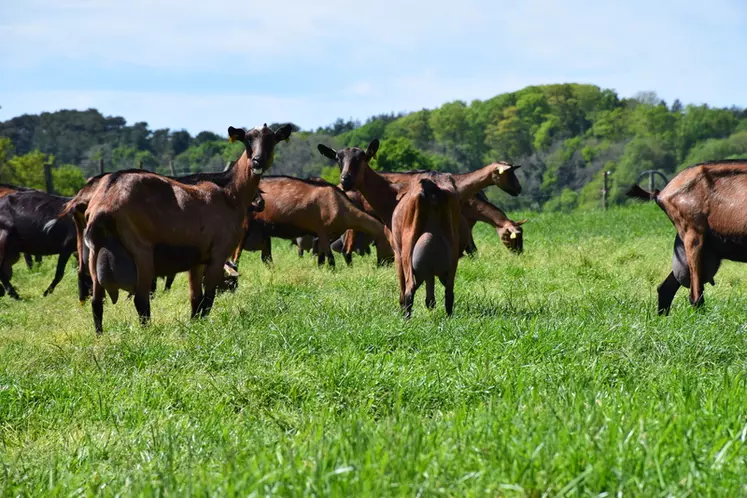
left=340, top=175, right=354, bottom=191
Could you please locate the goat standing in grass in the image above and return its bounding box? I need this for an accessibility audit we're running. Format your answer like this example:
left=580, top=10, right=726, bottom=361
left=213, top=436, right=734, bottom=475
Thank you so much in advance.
left=318, top=139, right=522, bottom=316
left=83, top=124, right=292, bottom=334
left=0, top=190, right=77, bottom=299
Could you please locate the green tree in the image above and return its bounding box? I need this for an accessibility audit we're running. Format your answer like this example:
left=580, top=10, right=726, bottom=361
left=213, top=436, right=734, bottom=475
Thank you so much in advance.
left=373, top=137, right=434, bottom=172
left=52, top=164, right=86, bottom=195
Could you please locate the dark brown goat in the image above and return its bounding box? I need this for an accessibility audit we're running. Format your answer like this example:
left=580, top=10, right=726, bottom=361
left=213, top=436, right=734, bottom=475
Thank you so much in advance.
left=82, top=124, right=291, bottom=333
left=0, top=190, right=77, bottom=299
left=317, top=139, right=522, bottom=315
left=627, top=159, right=747, bottom=314
left=232, top=176, right=393, bottom=267
left=0, top=184, right=43, bottom=269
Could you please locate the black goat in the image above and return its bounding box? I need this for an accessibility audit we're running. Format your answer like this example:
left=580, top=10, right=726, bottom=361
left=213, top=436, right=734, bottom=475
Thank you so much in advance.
left=0, top=190, right=77, bottom=299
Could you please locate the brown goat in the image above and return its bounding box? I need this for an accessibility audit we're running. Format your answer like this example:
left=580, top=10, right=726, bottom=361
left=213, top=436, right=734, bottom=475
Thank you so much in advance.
left=392, top=174, right=461, bottom=316
left=83, top=124, right=292, bottom=333
left=337, top=169, right=525, bottom=258
left=61, top=167, right=263, bottom=303
left=232, top=175, right=393, bottom=267
left=317, top=139, right=522, bottom=316
left=627, top=159, right=747, bottom=314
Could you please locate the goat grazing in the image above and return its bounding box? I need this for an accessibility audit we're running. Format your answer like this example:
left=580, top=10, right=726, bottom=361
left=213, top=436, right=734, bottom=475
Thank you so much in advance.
left=461, top=192, right=527, bottom=255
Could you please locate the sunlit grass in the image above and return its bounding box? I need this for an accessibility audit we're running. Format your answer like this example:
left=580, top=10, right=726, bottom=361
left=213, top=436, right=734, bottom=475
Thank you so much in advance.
left=1, top=203, right=745, bottom=496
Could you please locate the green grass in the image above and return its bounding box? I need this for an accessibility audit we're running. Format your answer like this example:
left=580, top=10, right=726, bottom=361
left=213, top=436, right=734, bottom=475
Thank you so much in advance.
left=1, top=203, right=745, bottom=496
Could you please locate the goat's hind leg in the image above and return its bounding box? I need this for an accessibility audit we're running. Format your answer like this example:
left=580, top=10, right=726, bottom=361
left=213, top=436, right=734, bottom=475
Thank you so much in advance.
left=0, top=231, right=20, bottom=300
left=657, top=271, right=680, bottom=316
left=425, top=276, right=436, bottom=309
left=43, top=251, right=72, bottom=296
left=683, top=231, right=706, bottom=308
left=439, top=272, right=455, bottom=317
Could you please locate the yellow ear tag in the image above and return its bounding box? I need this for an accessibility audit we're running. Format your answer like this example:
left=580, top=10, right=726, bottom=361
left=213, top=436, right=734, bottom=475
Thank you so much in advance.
left=229, top=136, right=236, bottom=143
left=498, top=165, right=509, bottom=174
left=510, top=232, right=517, bottom=239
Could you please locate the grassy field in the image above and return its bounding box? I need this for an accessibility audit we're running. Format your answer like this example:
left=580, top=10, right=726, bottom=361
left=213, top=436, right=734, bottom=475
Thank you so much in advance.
left=0, top=203, right=745, bottom=496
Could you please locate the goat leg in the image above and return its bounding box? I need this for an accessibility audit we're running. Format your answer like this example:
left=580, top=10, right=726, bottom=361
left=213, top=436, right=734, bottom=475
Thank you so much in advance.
left=188, top=266, right=205, bottom=318
left=197, top=262, right=223, bottom=318
left=440, top=273, right=455, bottom=317
left=683, top=231, right=705, bottom=307
left=656, top=271, right=680, bottom=316
left=164, top=274, right=175, bottom=292
left=24, top=253, right=34, bottom=270
left=425, top=276, right=436, bottom=309
left=0, top=268, right=19, bottom=300
left=43, top=251, right=72, bottom=296
left=261, top=237, right=272, bottom=265
left=0, top=233, right=20, bottom=300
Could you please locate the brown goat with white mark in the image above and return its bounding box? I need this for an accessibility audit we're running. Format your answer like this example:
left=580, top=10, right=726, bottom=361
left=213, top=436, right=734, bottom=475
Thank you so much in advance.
left=83, top=124, right=291, bottom=333
left=232, top=175, right=393, bottom=267
left=627, top=159, right=747, bottom=314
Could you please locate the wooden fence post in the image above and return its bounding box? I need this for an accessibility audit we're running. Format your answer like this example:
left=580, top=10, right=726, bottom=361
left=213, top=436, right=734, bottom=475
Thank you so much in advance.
left=44, top=162, right=54, bottom=194
left=602, top=171, right=610, bottom=210
left=138, top=159, right=143, bottom=170
left=169, top=159, right=175, bottom=176
left=99, top=158, right=104, bottom=175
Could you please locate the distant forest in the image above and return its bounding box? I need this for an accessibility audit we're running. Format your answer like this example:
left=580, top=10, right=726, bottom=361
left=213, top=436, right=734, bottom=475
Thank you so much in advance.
left=2, top=83, right=746, bottom=210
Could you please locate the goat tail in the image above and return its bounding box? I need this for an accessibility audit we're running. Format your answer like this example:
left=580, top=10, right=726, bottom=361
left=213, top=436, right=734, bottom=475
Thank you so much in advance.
left=83, top=212, right=115, bottom=252
left=43, top=219, right=57, bottom=234
left=626, top=184, right=659, bottom=201
left=58, top=197, right=79, bottom=219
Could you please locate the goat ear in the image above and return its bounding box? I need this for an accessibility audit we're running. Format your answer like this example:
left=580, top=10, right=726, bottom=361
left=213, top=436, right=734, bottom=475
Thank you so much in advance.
left=317, top=144, right=337, bottom=161
left=227, top=127, right=245, bottom=143
left=365, top=139, right=380, bottom=159
left=274, top=124, right=293, bottom=143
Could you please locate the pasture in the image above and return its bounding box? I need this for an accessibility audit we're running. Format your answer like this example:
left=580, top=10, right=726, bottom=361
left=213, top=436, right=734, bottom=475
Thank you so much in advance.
left=0, top=203, right=745, bottom=496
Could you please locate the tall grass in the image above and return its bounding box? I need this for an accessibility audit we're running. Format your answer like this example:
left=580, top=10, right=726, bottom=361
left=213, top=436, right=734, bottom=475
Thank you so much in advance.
left=1, top=203, right=745, bottom=496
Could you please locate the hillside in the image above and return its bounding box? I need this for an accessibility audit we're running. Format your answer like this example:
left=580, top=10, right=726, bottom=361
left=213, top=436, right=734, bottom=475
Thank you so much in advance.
left=2, top=83, right=746, bottom=208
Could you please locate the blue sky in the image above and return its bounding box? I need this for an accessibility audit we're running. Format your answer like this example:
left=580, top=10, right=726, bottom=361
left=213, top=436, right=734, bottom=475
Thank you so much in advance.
left=1, top=0, right=746, bottom=135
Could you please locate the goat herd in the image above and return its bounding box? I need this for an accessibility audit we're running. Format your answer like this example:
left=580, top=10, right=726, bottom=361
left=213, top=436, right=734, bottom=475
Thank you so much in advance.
left=1, top=123, right=743, bottom=334
left=0, top=124, right=527, bottom=333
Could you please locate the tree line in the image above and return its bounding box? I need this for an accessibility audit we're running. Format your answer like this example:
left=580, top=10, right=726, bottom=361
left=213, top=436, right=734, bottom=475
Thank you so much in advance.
left=2, top=83, right=746, bottom=209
